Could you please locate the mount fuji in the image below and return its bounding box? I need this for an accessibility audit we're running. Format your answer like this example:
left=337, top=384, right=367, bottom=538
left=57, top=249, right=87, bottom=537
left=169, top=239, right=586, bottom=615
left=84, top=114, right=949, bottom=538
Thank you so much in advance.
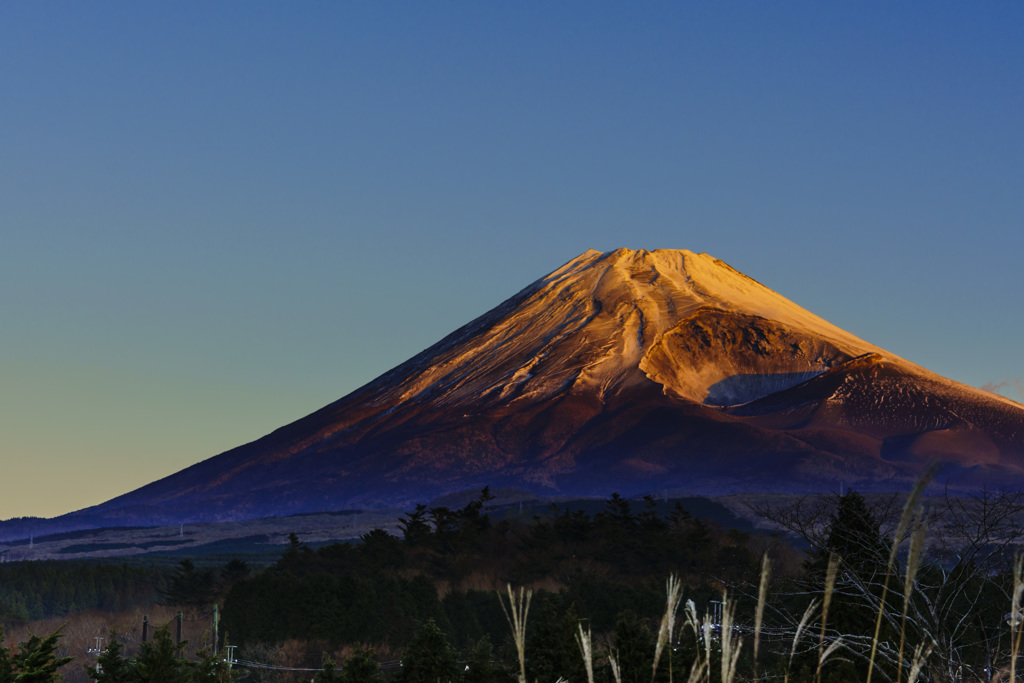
left=38, top=249, right=1024, bottom=526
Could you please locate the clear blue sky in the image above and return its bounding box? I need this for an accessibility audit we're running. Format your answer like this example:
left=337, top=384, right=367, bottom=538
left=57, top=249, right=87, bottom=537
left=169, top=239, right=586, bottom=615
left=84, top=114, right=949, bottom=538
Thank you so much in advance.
left=2, top=2, right=1022, bottom=519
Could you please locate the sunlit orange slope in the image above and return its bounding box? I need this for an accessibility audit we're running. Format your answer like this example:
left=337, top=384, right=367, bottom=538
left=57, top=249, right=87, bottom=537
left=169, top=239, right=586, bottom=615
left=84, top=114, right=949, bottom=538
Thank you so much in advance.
left=80, top=249, right=1024, bottom=523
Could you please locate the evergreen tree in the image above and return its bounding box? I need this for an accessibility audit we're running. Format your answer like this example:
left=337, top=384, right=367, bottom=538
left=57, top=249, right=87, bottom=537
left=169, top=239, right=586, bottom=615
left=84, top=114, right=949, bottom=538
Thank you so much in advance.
left=602, top=493, right=636, bottom=528
left=462, top=637, right=506, bottom=683
left=359, top=530, right=404, bottom=572
left=0, top=631, right=13, bottom=683
left=283, top=533, right=305, bottom=557
left=813, top=491, right=889, bottom=582
left=135, top=627, right=191, bottom=683
left=316, top=655, right=341, bottom=683
left=639, top=495, right=669, bottom=534
left=525, top=598, right=586, bottom=683
left=11, top=631, right=72, bottom=683
left=397, top=506, right=431, bottom=547
left=340, top=650, right=383, bottom=683
left=394, top=620, right=459, bottom=683
left=806, top=490, right=892, bottom=678
left=193, top=648, right=232, bottom=683
left=612, top=610, right=655, bottom=683
left=86, top=638, right=135, bottom=683
left=161, top=560, right=215, bottom=611
left=218, top=560, right=250, bottom=595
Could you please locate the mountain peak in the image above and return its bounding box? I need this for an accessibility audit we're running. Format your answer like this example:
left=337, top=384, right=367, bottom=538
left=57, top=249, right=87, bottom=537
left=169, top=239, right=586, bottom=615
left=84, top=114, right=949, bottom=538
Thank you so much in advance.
left=54, top=248, right=1024, bottom=525
left=334, top=248, right=886, bottom=417
left=549, top=248, right=877, bottom=353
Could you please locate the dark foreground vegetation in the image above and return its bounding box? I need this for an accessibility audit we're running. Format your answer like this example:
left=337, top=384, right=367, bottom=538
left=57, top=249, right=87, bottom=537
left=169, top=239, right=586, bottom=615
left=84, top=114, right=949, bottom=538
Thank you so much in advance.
left=223, top=490, right=759, bottom=648
left=6, top=481, right=1024, bottom=682
left=0, top=562, right=166, bottom=624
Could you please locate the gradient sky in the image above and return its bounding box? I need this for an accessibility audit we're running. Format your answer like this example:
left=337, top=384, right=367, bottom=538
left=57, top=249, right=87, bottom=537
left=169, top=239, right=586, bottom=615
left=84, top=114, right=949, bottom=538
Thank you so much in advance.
left=2, top=2, right=1022, bottom=520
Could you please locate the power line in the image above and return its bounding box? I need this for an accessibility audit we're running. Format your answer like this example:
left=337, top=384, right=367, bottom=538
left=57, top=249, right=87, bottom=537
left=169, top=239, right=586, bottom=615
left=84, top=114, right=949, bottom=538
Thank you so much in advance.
left=228, top=658, right=402, bottom=672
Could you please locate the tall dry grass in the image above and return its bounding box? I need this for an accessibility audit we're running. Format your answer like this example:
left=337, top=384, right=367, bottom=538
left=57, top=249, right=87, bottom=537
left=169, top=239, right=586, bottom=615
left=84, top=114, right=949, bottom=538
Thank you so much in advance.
left=499, top=584, right=532, bottom=683
left=500, top=467, right=1024, bottom=682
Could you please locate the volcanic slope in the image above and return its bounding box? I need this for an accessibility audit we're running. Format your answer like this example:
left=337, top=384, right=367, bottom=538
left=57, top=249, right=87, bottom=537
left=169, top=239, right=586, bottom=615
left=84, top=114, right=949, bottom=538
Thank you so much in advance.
left=81, top=249, right=1024, bottom=522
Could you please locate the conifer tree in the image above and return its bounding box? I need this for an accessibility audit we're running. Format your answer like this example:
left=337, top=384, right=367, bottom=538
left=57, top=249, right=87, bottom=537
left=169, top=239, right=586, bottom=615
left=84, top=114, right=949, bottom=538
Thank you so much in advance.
left=160, top=560, right=215, bottom=611
left=397, top=505, right=431, bottom=546
left=340, top=650, right=383, bottom=683
left=135, top=627, right=191, bottom=683
left=193, top=648, right=232, bottom=683
left=525, top=599, right=586, bottom=683
left=0, top=632, right=13, bottom=683
left=218, top=560, right=250, bottom=595
left=806, top=490, right=892, bottom=677
left=316, top=656, right=341, bottom=683
left=612, top=610, right=655, bottom=683
left=461, top=638, right=501, bottom=683
left=11, top=631, right=72, bottom=683
left=394, top=620, right=459, bottom=683
left=815, top=490, right=889, bottom=581
left=86, top=637, right=135, bottom=683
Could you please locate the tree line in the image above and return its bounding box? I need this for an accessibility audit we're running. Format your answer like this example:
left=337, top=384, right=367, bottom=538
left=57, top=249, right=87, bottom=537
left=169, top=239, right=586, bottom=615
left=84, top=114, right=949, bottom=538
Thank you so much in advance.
left=220, top=490, right=762, bottom=667
left=10, top=483, right=1024, bottom=682
left=0, top=562, right=167, bottom=625
left=218, top=485, right=1024, bottom=682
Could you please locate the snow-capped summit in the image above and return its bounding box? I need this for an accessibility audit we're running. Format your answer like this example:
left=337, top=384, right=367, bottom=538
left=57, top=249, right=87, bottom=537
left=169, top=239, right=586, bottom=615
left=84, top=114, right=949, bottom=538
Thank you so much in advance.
left=47, top=249, right=1024, bottom=524
left=364, top=247, right=882, bottom=410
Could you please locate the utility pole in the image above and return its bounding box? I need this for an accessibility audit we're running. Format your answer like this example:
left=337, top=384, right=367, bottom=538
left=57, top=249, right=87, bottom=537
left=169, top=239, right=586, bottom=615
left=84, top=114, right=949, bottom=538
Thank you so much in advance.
left=176, top=611, right=183, bottom=644
left=88, top=637, right=105, bottom=674
left=212, top=605, right=219, bottom=654
left=142, top=615, right=149, bottom=642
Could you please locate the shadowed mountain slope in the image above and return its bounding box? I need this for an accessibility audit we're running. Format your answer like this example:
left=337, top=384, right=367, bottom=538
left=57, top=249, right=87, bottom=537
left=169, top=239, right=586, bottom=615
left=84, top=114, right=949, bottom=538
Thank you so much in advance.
left=39, top=249, right=1024, bottom=526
